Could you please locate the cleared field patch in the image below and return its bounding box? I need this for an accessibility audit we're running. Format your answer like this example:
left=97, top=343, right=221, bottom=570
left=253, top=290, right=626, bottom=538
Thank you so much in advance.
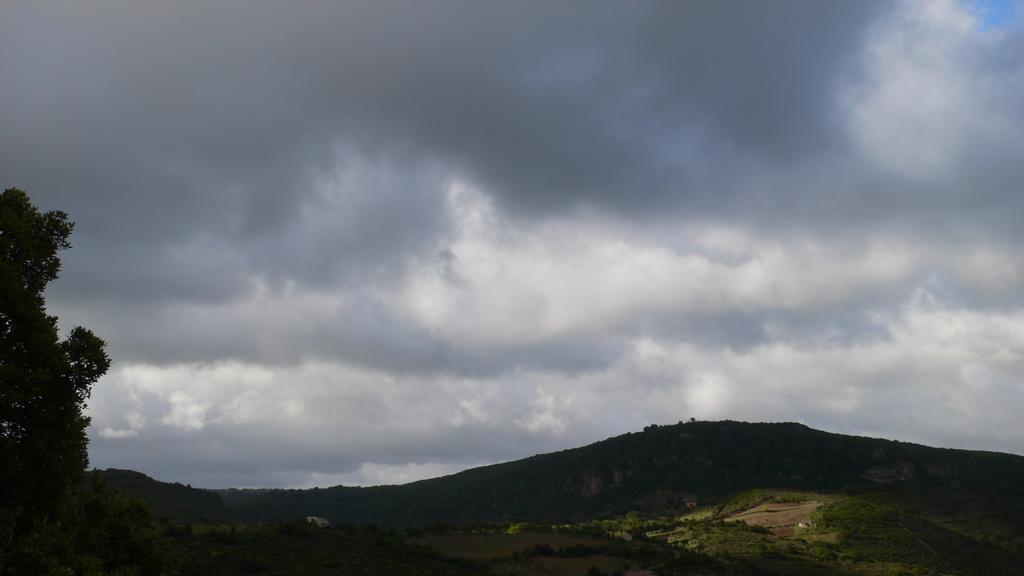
left=726, top=500, right=822, bottom=536
left=412, top=532, right=606, bottom=559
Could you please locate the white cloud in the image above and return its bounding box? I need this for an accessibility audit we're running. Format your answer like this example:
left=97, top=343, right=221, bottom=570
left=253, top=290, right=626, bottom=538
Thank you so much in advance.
left=98, top=427, right=139, bottom=439
left=402, top=182, right=919, bottom=347
left=295, top=461, right=484, bottom=488
left=87, top=284, right=1024, bottom=486
left=846, top=0, right=1021, bottom=178
left=162, top=391, right=211, bottom=431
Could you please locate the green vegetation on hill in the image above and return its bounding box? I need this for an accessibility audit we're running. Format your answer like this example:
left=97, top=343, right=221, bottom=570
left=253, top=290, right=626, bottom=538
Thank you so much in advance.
left=815, top=496, right=1019, bottom=574
left=100, top=469, right=234, bottom=525
left=214, top=421, right=1024, bottom=527
left=167, top=485, right=1024, bottom=576
left=99, top=421, right=1024, bottom=575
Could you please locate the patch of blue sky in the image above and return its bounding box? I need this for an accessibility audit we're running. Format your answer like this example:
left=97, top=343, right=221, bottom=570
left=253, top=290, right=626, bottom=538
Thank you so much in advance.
left=968, top=0, right=1016, bottom=30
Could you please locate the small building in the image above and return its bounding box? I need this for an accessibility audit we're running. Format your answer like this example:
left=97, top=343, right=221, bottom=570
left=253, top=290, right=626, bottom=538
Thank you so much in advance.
left=305, top=516, right=330, bottom=528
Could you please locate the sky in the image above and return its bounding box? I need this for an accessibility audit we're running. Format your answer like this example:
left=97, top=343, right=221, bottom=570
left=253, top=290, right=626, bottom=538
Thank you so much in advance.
left=3, top=0, right=1024, bottom=488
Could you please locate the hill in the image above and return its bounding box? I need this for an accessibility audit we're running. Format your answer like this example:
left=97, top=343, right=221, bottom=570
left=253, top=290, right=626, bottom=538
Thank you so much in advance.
left=98, top=468, right=235, bottom=524
left=101, top=421, right=1024, bottom=575
left=209, top=420, right=1024, bottom=527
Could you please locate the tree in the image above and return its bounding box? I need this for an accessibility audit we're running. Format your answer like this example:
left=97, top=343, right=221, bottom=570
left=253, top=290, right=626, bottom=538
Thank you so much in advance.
left=0, top=189, right=173, bottom=574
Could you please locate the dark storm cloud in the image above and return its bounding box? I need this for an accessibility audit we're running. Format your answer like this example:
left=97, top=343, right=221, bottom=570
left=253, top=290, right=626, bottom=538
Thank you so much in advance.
left=2, top=0, right=887, bottom=364
left=6, top=0, right=1024, bottom=487
left=2, top=0, right=884, bottom=235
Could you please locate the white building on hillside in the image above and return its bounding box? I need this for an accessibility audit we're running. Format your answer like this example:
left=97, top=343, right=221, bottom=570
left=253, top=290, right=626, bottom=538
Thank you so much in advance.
left=305, top=516, right=330, bottom=528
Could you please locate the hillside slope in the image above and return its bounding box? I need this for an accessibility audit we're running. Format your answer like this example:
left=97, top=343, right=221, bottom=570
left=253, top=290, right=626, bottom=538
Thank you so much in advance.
left=213, top=421, right=1024, bottom=527
left=99, top=468, right=235, bottom=524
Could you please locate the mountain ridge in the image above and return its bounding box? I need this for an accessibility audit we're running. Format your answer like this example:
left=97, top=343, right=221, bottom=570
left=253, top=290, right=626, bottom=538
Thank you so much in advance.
left=101, top=420, right=1024, bottom=528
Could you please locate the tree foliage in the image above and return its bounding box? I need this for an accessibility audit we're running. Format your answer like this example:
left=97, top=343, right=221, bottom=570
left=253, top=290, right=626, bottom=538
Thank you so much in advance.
left=0, top=188, right=173, bottom=574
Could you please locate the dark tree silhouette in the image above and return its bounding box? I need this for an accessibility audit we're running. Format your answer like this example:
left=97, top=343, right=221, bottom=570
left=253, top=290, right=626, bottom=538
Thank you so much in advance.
left=0, top=189, right=172, bottom=574
left=1, top=187, right=108, bottom=550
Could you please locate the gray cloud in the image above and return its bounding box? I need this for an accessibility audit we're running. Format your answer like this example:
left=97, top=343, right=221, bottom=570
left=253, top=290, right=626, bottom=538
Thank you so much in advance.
left=4, top=0, right=1024, bottom=487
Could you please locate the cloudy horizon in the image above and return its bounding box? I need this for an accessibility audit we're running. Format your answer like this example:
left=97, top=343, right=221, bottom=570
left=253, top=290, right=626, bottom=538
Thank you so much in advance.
left=4, top=0, right=1024, bottom=488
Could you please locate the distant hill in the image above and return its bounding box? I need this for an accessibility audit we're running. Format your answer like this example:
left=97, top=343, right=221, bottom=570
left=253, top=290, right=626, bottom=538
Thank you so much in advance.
left=100, top=421, right=1024, bottom=574
left=206, top=421, right=1024, bottom=527
left=98, top=468, right=234, bottom=524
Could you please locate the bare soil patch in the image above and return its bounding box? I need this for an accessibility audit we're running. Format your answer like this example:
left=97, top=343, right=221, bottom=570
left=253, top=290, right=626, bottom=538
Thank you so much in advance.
left=726, top=500, right=823, bottom=536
